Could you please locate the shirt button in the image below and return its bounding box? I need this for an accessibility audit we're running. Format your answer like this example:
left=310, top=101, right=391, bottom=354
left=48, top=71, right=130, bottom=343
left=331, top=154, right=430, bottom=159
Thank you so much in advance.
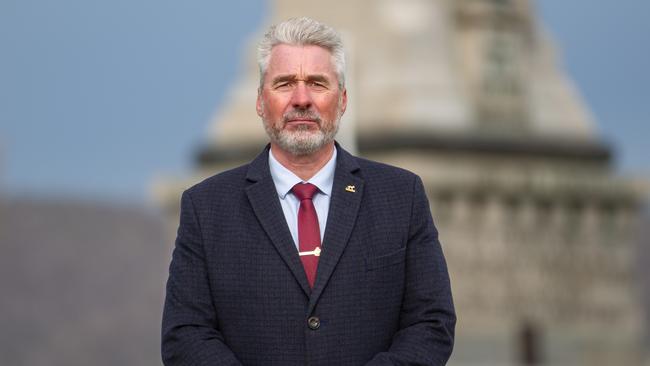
left=307, top=316, right=320, bottom=330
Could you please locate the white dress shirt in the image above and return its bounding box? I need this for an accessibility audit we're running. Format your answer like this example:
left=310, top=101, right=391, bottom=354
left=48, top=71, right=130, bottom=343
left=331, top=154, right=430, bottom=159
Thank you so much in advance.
left=268, top=147, right=337, bottom=249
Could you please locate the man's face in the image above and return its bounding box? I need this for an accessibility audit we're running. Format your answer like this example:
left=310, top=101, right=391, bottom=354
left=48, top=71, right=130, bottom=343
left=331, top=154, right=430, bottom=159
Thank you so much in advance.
left=256, top=44, right=347, bottom=156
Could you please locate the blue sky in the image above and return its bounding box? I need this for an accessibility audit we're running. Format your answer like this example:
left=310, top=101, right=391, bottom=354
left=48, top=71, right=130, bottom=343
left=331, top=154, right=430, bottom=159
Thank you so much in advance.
left=1, top=1, right=648, bottom=203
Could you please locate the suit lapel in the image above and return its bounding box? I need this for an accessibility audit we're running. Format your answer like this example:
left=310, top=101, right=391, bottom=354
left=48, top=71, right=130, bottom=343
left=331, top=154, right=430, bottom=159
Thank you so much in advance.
left=308, top=146, right=363, bottom=313
left=245, top=147, right=311, bottom=297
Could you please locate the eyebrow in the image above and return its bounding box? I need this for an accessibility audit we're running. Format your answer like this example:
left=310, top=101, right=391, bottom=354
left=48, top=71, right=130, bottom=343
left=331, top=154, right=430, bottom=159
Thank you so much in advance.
left=271, top=74, right=331, bottom=85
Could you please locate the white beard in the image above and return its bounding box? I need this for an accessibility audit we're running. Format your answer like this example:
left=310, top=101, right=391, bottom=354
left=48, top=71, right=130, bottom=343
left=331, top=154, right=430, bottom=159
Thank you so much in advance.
left=268, top=122, right=338, bottom=156
left=261, top=100, right=342, bottom=156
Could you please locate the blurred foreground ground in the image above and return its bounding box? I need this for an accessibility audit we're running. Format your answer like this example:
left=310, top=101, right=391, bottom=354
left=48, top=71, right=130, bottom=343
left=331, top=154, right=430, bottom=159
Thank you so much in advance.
left=0, top=197, right=170, bottom=365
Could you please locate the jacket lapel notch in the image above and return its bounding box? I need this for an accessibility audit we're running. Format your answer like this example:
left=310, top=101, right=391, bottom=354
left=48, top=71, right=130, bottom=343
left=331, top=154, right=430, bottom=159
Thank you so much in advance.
left=245, top=149, right=311, bottom=297
left=308, top=148, right=364, bottom=311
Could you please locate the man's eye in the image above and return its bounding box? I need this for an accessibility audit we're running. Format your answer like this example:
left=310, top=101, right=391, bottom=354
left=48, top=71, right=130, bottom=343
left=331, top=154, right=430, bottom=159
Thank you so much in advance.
left=274, top=81, right=293, bottom=89
left=309, top=81, right=327, bottom=89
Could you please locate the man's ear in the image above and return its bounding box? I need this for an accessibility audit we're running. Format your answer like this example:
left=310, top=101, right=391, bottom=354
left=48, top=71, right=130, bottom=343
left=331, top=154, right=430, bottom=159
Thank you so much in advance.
left=256, top=90, right=264, bottom=118
left=339, top=88, right=348, bottom=116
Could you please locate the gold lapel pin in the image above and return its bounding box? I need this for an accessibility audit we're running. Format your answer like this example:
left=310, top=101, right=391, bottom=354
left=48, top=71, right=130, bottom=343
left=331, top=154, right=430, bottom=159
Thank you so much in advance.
left=345, top=185, right=356, bottom=193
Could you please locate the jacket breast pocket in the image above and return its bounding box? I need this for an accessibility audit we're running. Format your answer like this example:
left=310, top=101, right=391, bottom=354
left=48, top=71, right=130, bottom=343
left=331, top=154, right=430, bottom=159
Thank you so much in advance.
left=365, top=247, right=406, bottom=271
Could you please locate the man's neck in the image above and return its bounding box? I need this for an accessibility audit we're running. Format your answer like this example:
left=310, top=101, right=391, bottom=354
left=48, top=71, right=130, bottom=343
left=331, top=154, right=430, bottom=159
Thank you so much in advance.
left=270, top=143, right=335, bottom=181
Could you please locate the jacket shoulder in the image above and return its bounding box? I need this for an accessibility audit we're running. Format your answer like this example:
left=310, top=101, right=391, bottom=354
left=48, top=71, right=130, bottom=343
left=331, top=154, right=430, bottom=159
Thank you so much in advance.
left=353, top=156, right=420, bottom=186
left=184, top=163, right=250, bottom=200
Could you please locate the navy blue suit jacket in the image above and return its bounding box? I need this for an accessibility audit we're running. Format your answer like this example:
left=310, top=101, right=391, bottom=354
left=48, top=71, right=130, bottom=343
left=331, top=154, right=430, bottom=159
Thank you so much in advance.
left=162, top=144, right=455, bottom=365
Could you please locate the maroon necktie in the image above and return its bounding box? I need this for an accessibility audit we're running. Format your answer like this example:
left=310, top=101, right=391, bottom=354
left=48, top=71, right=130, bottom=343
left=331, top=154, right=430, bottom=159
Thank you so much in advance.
left=292, top=183, right=321, bottom=288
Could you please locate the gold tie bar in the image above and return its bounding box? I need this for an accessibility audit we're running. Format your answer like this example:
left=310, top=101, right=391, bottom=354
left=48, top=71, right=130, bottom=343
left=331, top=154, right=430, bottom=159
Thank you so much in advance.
left=299, top=247, right=321, bottom=257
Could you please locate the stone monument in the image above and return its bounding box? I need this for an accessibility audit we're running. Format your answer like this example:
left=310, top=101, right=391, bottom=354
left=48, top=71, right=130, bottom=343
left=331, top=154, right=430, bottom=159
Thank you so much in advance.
left=155, top=1, right=647, bottom=364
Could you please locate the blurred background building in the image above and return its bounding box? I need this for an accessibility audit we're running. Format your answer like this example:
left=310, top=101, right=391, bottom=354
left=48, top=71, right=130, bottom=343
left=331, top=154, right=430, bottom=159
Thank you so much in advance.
left=156, top=0, right=649, bottom=365
left=1, top=0, right=649, bottom=365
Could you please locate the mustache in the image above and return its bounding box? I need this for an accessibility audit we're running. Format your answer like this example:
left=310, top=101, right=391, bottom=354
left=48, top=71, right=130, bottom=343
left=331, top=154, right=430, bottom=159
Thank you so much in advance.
left=282, top=110, right=322, bottom=124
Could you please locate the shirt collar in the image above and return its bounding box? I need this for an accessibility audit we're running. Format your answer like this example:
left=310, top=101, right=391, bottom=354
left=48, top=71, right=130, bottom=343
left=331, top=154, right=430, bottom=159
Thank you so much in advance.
left=268, top=147, right=337, bottom=199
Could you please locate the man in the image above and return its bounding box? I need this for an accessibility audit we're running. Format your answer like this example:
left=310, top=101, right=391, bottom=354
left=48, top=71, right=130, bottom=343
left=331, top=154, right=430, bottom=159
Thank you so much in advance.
left=162, top=17, right=455, bottom=365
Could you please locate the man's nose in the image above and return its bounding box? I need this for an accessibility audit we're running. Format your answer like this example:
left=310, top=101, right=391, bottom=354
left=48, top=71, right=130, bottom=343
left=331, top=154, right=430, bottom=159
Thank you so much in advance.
left=290, top=82, right=313, bottom=109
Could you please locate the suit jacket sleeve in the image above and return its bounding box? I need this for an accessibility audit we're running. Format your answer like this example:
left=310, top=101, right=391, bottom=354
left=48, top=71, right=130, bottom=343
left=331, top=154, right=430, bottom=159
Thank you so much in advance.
left=161, top=190, right=243, bottom=366
left=365, top=176, right=456, bottom=366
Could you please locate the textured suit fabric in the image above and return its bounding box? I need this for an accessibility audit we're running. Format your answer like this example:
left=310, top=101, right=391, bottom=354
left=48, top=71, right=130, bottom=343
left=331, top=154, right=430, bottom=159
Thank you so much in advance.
left=162, top=144, right=456, bottom=365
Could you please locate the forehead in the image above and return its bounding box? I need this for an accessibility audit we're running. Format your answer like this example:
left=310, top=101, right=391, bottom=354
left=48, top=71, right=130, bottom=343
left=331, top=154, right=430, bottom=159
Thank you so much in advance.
left=266, top=44, right=337, bottom=77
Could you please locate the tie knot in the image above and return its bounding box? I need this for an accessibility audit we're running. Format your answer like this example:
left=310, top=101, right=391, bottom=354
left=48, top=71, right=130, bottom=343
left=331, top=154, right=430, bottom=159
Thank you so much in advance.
left=292, top=183, right=319, bottom=201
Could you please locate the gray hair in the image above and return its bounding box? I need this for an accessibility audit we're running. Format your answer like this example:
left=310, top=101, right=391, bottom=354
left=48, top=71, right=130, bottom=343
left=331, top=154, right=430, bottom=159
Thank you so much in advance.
left=257, top=17, right=346, bottom=90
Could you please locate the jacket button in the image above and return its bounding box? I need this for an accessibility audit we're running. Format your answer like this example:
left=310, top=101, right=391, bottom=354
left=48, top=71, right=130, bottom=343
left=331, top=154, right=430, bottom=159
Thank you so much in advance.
left=307, top=316, right=320, bottom=330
